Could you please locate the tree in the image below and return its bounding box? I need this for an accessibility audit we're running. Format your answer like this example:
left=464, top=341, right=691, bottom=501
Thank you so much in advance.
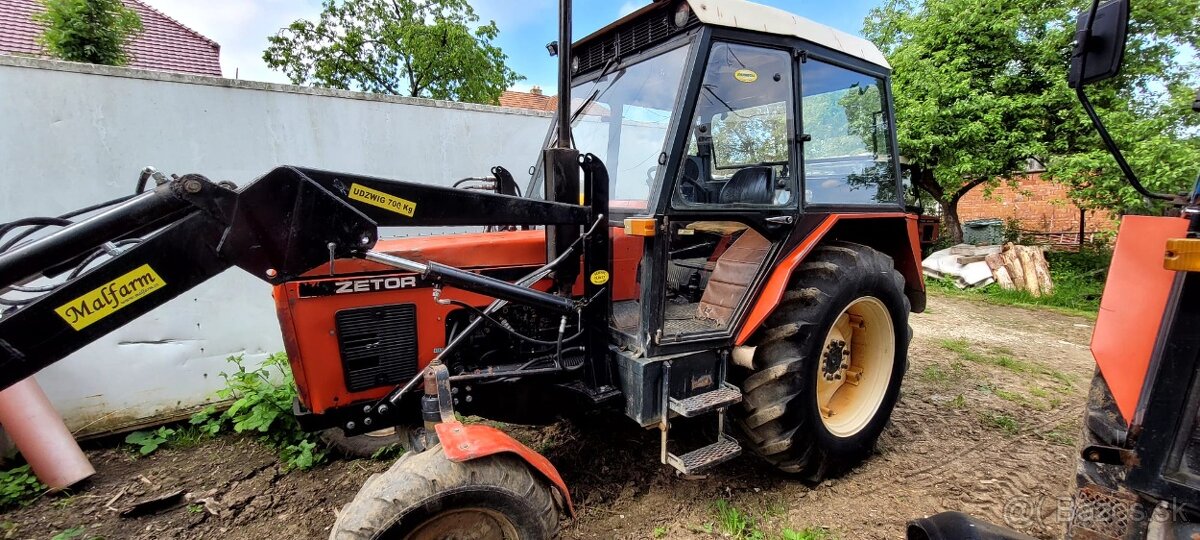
left=263, top=0, right=523, bottom=105
left=864, top=0, right=1200, bottom=242
left=36, top=0, right=142, bottom=66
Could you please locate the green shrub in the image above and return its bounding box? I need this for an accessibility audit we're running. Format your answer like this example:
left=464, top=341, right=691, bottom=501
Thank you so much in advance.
left=191, top=353, right=326, bottom=470
left=0, top=465, right=45, bottom=509
left=35, top=0, right=142, bottom=65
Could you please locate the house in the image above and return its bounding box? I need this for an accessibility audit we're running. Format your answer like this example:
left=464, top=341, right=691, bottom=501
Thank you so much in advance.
left=499, top=86, right=557, bottom=111
left=0, top=0, right=221, bottom=76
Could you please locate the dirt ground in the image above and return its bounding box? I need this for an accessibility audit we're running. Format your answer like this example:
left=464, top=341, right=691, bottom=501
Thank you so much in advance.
left=1, top=293, right=1096, bottom=540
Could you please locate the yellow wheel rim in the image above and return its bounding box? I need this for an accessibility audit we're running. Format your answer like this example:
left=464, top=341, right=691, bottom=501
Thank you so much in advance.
left=403, top=508, right=520, bottom=540
left=815, top=296, right=894, bottom=437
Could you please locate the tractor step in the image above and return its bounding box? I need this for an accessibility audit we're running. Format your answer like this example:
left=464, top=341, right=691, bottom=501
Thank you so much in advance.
left=666, top=433, right=742, bottom=475
left=669, top=383, right=742, bottom=418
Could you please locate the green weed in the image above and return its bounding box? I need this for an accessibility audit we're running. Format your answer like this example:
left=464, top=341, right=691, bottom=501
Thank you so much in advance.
left=49, top=528, right=84, bottom=540
left=190, top=353, right=326, bottom=471
left=981, top=412, right=1021, bottom=435
left=715, top=499, right=764, bottom=540
left=187, top=503, right=204, bottom=514
left=920, top=365, right=949, bottom=383
left=0, top=465, right=45, bottom=509
left=783, top=527, right=835, bottom=540
left=124, top=426, right=175, bottom=456
left=653, top=526, right=668, bottom=538
left=948, top=394, right=968, bottom=409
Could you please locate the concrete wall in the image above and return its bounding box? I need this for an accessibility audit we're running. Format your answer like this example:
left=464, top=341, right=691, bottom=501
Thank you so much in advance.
left=0, top=56, right=551, bottom=435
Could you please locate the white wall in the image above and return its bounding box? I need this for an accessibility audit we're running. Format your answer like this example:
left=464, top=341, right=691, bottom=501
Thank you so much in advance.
left=0, top=56, right=551, bottom=435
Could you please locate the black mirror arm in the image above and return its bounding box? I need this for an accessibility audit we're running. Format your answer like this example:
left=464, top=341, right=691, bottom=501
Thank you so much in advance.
left=1075, top=87, right=1174, bottom=202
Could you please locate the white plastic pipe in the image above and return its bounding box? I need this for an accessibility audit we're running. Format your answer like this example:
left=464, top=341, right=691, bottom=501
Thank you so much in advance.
left=0, top=378, right=94, bottom=490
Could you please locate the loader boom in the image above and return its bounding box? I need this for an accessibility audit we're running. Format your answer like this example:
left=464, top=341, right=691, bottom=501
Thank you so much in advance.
left=0, top=165, right=600, bottom=392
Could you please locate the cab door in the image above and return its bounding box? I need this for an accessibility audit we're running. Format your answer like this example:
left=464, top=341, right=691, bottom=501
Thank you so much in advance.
left=647, top=40, right=800, bottom=355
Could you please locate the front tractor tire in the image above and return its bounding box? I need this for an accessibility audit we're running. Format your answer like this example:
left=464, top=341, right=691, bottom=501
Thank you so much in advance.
left=330, top=444, right=560, bottom=540
left=735, top=241, right=910, bottom=481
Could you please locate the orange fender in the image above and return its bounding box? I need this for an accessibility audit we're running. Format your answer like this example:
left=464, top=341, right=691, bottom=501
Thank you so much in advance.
left=736, top=213, right=924, bottom=345
left=1091, top=215, right=1189, bottom=424
left=436, top=421, right=575, bottom=517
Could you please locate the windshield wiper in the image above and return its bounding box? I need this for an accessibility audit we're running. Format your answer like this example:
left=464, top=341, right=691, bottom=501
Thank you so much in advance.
left=564, top=58, right=625, bottom=143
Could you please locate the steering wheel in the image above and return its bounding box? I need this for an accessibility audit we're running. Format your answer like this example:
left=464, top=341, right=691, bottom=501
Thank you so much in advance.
left=679, top=177, right=709, bottom=203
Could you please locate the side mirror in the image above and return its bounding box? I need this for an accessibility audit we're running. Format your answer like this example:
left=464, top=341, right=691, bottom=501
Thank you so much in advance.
left=1068, top=0, right=1129, bottom=88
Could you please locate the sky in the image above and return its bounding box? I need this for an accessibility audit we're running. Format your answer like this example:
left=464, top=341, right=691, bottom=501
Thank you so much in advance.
left=138, top=0, right=883, bottom=92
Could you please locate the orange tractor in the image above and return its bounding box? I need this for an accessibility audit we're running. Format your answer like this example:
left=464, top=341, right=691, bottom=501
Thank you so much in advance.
left=0, top=0, right=926, bottom=536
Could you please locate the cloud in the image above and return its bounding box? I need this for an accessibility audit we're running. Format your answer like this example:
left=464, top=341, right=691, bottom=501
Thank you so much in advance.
left=617, top=1, right=642, bottom=17
left=139, top=0, right=323, bottom=83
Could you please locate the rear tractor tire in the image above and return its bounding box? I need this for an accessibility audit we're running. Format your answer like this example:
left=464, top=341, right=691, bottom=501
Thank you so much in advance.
left=734, top=241, right=910, bottom=481
left=330, top=444, right=560, bottom=540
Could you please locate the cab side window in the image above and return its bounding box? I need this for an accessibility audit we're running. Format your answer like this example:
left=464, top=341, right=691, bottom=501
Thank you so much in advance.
left=800, top=60, right=897, bottom=205
left=673, top=43, right=795, bottom=208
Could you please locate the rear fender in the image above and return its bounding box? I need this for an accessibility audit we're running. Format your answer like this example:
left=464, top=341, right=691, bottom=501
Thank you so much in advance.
left=736, top=213, right=925, bottom=345
left=435, top=421, right=575, bottom=516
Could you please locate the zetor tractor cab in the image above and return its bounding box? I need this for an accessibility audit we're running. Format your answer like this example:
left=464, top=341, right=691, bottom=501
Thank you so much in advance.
left=0, top=0, right=924, bottom=537
left=908, top=1, right=1200, bottom=540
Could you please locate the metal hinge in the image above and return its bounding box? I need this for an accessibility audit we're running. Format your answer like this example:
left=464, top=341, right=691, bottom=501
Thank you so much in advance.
left=794, top=49, right=808, bottom=63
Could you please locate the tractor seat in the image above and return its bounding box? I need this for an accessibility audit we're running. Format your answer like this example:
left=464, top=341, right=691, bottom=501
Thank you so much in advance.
left=697, top=228, right=772, bottom=326
left=718, top=166, right=774, bottom=205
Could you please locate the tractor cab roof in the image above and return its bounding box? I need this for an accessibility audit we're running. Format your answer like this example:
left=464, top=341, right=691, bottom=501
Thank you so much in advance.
left=575, top=0, right=890, bottom=70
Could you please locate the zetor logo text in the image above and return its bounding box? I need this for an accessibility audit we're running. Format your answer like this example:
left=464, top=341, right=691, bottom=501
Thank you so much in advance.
left=55, top=264, right=166, bottom=331
left=335, top=276, right=420, bottom=294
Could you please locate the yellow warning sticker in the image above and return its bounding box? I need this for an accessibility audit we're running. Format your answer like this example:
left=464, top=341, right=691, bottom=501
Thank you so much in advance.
left=589, top=270, right=610, bottom=286
left=55, top=264, right=166, bottom=331
left=734, top=69, right=758, bottom=83
left=349, top=183, right=417, bottom=217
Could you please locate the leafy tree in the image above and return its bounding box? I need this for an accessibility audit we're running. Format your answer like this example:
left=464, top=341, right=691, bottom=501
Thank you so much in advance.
left=865, top=0, right=1199, bottom=242
left=36, top=0, right=142, bottom=66
left=263, top=0, right=522, bottom=105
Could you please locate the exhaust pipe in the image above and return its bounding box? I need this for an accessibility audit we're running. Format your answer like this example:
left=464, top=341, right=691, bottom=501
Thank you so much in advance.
left=907, top=512, right=1038, bottom=540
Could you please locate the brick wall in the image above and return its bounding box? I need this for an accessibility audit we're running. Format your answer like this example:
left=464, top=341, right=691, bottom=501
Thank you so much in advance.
left=957, top=172, right=1118, bottom=242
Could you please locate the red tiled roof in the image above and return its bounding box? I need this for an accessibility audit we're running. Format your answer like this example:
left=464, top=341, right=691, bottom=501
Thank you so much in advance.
left=500, top=90, right=557, bottom=111
left=0, top=0, right=221, bottom=76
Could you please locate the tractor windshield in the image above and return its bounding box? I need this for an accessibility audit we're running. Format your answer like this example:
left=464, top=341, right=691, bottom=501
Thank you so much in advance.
left=528, top=44, right=692, bottom=212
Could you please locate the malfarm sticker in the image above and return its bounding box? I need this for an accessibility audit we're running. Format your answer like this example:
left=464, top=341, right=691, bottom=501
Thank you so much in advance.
left=55, top=264, right=166, bottom=330
left=349, top=183, right=417, bottom=217
left=589, top=270, right=610, bottom=286
left=734, top=69, right=758, bottom=83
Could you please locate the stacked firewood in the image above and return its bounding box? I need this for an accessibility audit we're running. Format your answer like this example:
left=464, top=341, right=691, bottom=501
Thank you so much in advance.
left=984, top=243, right=1054, bottom=296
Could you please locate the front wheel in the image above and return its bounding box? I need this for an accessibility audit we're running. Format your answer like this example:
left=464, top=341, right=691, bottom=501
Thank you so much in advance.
left=734, top=241, right=910, bottom=481
left=330, top=444, right=560, bottom=539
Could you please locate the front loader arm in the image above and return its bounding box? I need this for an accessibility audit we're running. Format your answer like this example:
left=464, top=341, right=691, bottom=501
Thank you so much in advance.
left=0, top=166, right=592, bottom=392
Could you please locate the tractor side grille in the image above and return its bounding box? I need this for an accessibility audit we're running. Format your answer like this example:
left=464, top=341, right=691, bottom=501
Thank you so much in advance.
left=575, top=9, right=697, bottom=75
left=335, top=304, right=418, bottom=393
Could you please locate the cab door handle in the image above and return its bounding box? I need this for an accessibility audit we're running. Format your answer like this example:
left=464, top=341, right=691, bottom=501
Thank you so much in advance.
left=766, top=216, right=794, bottom=225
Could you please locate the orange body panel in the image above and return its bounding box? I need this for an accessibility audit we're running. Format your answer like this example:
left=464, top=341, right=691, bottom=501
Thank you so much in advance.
left=436, top=421, right=575, bottom=516
left=1091, top=215, right=1189, bottom=424
left=735, top=213, right=924, bottom=345
left=275, top=228, right=642, bottom=414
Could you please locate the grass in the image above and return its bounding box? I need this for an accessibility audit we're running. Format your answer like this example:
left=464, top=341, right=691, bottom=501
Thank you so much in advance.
left=937, top=338, right=1073, bottom=386
left=710, top=500, right=836, bottom=540
left=980, top=412, right=1022, bottom=435
left=920, top=365, right=949, bottom=383
left=782, top=528, right=835, bottom=540
left=926, top=246, right=1111, bottom=318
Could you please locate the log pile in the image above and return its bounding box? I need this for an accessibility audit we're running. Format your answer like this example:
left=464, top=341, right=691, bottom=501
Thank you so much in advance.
left=984, top=243, right=1054, bottom=296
